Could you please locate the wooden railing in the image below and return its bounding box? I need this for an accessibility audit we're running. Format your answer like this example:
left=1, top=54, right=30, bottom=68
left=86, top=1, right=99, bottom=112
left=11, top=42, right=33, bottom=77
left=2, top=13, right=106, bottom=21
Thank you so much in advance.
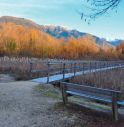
left=30, top=61, right=124, bottom=80
left=0, top=57, right=123, bottom=80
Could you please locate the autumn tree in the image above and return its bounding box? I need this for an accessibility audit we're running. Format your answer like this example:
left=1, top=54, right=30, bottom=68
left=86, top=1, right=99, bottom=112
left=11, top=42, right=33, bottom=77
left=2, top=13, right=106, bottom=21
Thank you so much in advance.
left=117, top=41, right=124, bottom=59
left=0, top=22, right=122, bottom=60
left=4, top=37, right=17, bottom=55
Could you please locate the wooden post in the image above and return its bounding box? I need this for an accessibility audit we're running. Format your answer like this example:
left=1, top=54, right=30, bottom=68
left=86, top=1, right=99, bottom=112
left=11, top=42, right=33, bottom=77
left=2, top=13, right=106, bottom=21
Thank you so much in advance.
left=74, top=63, right=76, bottom=77
left=95, top=62, right=97, bottom=71
left=47, top=62, right=50, bottom=83
left=29, top=62, right=33, bottom=78
left=61, top=83, right=68, bottom=105
left=104, top=62, right=105, bottom=68
left=63, top=63, right=65, bottom=80
left=78, top=63, right=80, bottom=71
left=112, top=93, right=118, bottom=121
left=90, top=61, right=91, bottom=73
left=61, top=62, right=63, bottom=73
left=106, top=62, right=107, bottom=68
left=71, top=63, right=73, bottom=73
left=82, top=62, right=84, bottom=75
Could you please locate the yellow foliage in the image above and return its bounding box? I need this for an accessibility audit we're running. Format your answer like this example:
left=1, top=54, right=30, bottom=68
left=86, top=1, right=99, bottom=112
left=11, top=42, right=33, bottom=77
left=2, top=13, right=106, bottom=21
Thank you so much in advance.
left=0, top=22, right=122, bottom=59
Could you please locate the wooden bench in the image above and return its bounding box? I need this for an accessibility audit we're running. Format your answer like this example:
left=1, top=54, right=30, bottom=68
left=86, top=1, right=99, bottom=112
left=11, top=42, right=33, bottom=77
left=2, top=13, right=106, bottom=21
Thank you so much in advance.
left=60, top=82, right=122, bottom=121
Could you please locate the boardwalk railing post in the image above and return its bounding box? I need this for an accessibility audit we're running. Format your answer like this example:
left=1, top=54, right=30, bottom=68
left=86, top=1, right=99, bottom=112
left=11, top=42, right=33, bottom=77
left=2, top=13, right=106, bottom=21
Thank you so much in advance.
left=74, top=63, right=76, bottom=77
left=61, top=62, right=63, bottom=73
left=82, top=62, right=84, bottom=75
left=90, top=61, right=91, bottom=73
left=104, top=62, right=105, bottom=68
left=63, top=63, right=65, bottom=80
left=71, top=63, right=73, bottom=73
left=94, top=62, right=96, bottom=71
left=47, top=62, right=50, bottom=83
left=29, top=62, right=33, bottom=79
left=78, top=62, right=80, bottom=71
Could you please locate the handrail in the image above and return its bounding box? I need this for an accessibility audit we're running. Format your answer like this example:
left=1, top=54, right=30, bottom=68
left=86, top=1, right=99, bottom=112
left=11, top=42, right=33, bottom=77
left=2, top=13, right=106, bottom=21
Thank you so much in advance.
left=30, top=61, right=124, bottom=79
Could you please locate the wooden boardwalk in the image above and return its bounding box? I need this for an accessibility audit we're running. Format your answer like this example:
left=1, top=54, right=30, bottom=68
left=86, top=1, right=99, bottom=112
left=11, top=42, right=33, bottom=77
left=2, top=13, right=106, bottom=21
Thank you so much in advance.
left=31, top=64, right=124, bottom=84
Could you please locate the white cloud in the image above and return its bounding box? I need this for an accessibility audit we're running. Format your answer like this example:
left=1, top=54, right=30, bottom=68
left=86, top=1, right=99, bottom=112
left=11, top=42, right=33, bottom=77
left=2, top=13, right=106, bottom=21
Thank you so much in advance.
left=0, top=0, right=79, bottom=10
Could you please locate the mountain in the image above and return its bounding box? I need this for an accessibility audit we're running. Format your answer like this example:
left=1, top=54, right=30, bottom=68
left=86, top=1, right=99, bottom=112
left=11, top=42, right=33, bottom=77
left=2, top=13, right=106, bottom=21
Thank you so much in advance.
left=0, top=16, right=86, bottom=39
left=0, top=16, right=121, bottom=47
left=109, top=39, right=122, bottom=46
left=41, top=25, right=86, bottom=39
left=0, top=16, right=42, bottom=30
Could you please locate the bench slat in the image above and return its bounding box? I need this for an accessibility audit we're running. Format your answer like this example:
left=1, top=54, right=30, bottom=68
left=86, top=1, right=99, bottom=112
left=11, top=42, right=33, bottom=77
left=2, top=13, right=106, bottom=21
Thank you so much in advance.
left=62, top=82, right=121, bottom=98
left=66, top=91, right=112, bottom=103
left=66, top=89, right=112, bottom=100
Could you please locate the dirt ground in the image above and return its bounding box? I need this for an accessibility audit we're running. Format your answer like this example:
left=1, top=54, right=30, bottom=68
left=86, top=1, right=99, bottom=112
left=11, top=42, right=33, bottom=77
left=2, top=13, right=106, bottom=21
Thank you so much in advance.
left=0, top=80, right=77, bottom=127
left=0, top=75, right=124, bottom=127
left=0, top=74, right=15, bottom=83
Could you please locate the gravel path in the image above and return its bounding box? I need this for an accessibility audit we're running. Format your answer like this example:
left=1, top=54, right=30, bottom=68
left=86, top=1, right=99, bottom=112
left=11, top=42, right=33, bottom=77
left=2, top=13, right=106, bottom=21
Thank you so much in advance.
left=0, top=81, right=76, bottom=127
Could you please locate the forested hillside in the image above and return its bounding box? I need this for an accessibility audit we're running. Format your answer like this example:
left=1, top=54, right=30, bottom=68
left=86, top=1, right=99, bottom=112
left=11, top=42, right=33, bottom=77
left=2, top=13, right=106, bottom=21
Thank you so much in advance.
left=0, top=22, right=123, bottom=60
left=0, top=16, right=121, bottom=47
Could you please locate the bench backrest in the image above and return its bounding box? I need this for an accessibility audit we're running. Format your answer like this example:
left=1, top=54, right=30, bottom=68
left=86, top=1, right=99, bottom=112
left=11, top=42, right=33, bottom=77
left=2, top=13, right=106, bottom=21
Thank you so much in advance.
left=61, top=82, right=122, bottom=101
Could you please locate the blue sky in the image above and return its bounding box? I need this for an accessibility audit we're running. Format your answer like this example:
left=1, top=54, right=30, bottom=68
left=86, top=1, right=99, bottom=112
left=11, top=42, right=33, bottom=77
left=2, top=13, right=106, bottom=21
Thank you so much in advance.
left=0, top=0, right=124, bottom=40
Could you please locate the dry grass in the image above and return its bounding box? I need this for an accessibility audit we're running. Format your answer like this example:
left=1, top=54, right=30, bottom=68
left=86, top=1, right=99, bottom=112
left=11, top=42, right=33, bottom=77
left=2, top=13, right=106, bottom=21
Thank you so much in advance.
left=0, top=57, right=89, bottom=79
left=70, top=68, right=124, bottom=92
left=0, top=57, right=65, bottom=79
left=0, top=56, right=123, bottom=81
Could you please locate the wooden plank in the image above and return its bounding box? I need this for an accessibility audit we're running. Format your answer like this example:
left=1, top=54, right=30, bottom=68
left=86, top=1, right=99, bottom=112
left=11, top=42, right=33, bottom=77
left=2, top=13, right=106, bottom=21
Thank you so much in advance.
left=61, top=82, right=122, bottom=96
left=31, top=68, right=73, bottom=74
left=66, top=90, right=112, bottom=103
left=31, top=69, right=48, bottom=73
left=66, top=89, right=112, bottom=100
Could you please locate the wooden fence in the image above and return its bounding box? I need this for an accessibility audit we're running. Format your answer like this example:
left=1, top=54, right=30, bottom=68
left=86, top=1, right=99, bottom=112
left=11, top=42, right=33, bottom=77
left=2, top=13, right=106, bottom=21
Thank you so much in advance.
left=30, top=61, right=124, bottom=81
left=0, top=57, right=124, bottom=80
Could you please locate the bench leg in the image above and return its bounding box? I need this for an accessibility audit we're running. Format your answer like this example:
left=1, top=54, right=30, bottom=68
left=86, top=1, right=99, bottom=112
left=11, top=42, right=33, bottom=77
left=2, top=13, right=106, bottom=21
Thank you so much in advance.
left=61, top=84, right=68, bottom=105
left=112, top=102, right=118, bottom=121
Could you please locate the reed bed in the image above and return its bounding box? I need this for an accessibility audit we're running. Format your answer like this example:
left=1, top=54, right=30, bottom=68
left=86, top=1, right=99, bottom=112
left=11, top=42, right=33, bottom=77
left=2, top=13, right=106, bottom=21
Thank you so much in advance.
left=70, top=68, right=124, bottom=92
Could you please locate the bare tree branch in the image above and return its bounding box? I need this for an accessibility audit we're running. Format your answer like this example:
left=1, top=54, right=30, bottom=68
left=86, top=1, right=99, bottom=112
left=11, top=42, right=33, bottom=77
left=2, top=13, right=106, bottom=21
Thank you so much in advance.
left=81, top=0, right=121, bottom=21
